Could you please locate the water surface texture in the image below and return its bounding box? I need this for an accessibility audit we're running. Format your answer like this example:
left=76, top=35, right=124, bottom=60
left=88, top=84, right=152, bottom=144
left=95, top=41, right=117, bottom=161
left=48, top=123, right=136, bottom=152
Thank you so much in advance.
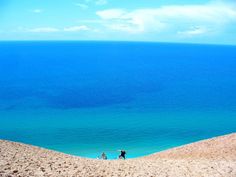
left=0, top=41, right=236, bottom=158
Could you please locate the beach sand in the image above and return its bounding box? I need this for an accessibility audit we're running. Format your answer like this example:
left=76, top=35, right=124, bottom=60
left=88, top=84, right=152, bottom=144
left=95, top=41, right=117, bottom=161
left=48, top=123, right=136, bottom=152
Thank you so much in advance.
left=0, top=133, right=235, bottom=177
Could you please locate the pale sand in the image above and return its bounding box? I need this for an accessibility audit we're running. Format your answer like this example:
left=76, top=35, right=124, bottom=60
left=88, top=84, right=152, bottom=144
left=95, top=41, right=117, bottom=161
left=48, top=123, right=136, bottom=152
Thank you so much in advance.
left=0, top=133, right=236, bottom=177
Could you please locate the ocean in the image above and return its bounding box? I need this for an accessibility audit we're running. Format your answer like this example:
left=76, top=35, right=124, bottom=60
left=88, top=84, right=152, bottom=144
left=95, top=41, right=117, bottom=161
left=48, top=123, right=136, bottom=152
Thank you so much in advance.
left=0, top=41, right=236, bottom=159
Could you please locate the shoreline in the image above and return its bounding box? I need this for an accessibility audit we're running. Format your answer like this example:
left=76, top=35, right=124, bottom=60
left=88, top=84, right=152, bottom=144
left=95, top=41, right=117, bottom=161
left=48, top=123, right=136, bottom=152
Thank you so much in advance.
left=0, top=133, right=236, bottom=176
left=0, top=132, right=234, bottom=160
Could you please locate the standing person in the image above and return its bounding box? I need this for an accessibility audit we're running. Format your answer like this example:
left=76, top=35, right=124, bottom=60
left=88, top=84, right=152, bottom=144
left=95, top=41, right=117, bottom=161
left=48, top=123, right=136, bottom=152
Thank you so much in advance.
left=101, top=152, right=107, bottom=160
left=118, top=150, right=126, bottom=159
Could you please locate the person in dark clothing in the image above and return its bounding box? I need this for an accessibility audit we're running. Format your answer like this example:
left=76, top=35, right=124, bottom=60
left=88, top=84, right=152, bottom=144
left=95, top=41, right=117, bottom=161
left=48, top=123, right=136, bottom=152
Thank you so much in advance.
left=118, top=150, right=126, bottom=159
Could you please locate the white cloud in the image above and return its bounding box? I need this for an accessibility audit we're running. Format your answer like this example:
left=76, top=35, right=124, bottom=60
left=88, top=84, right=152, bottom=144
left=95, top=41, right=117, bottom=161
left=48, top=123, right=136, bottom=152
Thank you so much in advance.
left=96, top=1, right=236, bottom=34
left=82, top=0, right=107, bottom=6
left=28, top=27, right=60, bottom=33
left=64, top=25, right=90, bottom=32
left=23, top=25, right=91, bottom=33
left=76, top=19, right=104, bottom=24
left=32, top=9, right=43, bottom=13
left=178, top=26, right=208, bottom=37
left=95, top=0, right=107, bottom=5
left=75, top=3, right=88, bottom=9
left=96, top=9, right=125, bottom=19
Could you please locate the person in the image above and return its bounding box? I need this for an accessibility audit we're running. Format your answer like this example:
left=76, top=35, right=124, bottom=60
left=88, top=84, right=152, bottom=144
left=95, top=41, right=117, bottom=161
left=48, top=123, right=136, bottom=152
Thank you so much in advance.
left=100, top=152, right=107, bottom=160
left=118, top=150, right=126, bottom=159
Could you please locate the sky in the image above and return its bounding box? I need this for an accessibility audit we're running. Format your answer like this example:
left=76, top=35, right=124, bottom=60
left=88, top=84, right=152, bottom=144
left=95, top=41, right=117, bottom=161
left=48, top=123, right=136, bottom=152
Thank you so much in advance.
left=0, top=0, right=236, bottom=44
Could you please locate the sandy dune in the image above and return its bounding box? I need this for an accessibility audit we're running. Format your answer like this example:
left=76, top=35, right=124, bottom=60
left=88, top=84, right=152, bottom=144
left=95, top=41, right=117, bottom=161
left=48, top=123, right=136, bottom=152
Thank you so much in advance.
left=0, top=133, right=236, bottom=177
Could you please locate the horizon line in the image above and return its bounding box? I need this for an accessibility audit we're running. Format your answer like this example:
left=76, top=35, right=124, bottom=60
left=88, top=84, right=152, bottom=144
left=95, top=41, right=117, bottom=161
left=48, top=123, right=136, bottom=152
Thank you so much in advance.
left=0, top=40, right=235, bottom=47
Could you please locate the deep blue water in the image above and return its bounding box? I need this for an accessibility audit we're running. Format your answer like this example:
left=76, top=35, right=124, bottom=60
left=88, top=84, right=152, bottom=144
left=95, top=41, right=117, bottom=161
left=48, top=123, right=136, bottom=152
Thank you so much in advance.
left=0, top=41, right=236, bottom=158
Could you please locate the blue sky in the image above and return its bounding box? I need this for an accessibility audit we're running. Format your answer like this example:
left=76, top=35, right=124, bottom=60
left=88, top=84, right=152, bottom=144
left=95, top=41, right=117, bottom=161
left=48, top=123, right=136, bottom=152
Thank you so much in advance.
left=0, top=0, right=236, bottom=44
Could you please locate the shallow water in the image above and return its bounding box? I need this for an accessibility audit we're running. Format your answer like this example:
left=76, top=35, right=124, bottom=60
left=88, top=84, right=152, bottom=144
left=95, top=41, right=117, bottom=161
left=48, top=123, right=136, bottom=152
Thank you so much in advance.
left=0, top=41, right=236, bottom=158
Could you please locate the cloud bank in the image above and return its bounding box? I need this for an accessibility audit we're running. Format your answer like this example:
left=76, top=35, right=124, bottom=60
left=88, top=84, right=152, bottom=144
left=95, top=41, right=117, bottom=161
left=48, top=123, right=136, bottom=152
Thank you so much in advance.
left=96, top=1, right=236, bottom=36
left=64, top=25, right=90, bottom=32
left=27, top=25, right=91, bottom=33
left=28, top=27, right=59, bottom=33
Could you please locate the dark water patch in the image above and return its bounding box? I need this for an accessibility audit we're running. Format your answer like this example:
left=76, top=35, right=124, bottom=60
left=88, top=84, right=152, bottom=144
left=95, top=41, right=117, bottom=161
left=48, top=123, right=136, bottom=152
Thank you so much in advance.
left=0, top=41, right=236, bottom=110
left=47, top=87, right=134, bottom=109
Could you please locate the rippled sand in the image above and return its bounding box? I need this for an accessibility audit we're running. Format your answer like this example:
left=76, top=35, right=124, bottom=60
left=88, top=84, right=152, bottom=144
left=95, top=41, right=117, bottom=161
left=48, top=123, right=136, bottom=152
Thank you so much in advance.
left=0, top=133, right=235, bottom=177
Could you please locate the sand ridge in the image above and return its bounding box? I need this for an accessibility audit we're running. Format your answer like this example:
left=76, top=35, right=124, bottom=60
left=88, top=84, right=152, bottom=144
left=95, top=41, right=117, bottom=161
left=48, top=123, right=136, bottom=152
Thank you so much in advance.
left=0, top=133, right=236, bottom=177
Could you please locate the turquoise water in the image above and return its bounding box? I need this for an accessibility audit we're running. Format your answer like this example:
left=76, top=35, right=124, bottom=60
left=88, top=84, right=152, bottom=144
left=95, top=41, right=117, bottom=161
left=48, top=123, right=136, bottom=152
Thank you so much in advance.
left=0, top=41, right=236, bottom=159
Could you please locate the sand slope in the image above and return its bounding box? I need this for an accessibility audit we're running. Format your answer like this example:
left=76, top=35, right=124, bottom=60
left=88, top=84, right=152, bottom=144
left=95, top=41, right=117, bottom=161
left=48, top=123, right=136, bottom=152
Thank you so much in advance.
left=0, top=133, right=236, bottom=177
